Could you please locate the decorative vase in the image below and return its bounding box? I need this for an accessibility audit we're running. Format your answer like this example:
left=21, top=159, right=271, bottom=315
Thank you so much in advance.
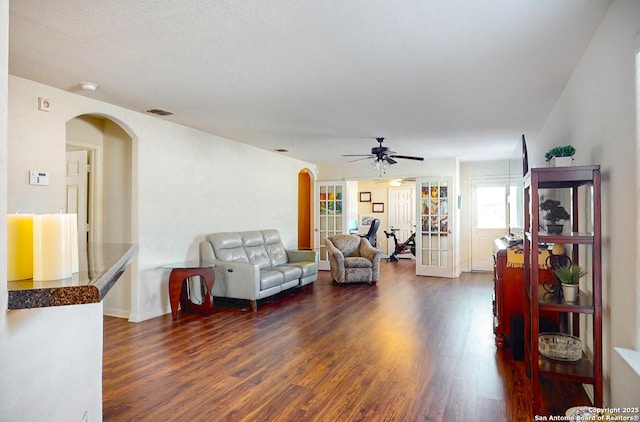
left=551, top=243, right=565, bottom=255
left=550, top=156, right=572, bottom=167
left=546, top=224, right=563, bottom=234
left=562, top=283, right=578, bottom=302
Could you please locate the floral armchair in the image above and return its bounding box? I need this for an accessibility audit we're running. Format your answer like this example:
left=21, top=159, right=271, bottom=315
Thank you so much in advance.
left=324, top=234, right=383, bottom=284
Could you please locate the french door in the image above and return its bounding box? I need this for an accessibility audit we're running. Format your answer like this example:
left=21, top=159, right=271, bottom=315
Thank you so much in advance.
left=415, top=177, right=456, bottom=277
left=315, top=182, right=348, bottom=270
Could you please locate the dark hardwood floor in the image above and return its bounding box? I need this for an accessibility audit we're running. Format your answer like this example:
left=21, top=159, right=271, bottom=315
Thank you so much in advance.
left=103, top=259, right=589, bottom=421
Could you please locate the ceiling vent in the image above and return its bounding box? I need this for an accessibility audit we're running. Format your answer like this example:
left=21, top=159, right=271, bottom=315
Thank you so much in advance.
left=146, top=108, right=174, bottom=116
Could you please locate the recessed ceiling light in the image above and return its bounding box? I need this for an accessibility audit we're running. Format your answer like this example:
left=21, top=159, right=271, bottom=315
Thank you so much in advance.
left=275, top=148, right=289, bottom=153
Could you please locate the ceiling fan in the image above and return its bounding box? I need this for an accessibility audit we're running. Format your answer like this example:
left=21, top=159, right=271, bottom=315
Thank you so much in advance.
left=342, top=138, right=424, bottom=167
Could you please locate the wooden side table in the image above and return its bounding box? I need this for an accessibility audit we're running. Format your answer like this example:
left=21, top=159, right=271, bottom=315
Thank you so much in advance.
left=163, top=263, right=215, bottom=320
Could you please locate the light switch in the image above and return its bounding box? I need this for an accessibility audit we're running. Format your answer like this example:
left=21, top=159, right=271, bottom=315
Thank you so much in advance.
left=29, top=170, right=49, bottom=186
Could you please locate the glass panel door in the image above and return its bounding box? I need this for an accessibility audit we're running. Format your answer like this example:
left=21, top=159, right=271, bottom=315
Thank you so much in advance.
left=315, top=181, right=346, bottom=270
left=416, top=177, right=455, bottom=277
left=471, top=178, right=509, bottom=271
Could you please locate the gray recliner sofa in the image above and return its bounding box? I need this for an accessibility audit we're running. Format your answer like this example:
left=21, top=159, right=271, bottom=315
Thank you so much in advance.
left=199, top=229, right=318, bottom=310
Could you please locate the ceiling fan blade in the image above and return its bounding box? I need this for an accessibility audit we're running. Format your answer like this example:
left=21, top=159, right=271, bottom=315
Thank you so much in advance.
left=385, top=156, right=397, bottom=165
left=389, top=155, right=424, bottom=161
left=348, top=156, right=375, bottom=163
left=342, top=154, right=374, bottom=157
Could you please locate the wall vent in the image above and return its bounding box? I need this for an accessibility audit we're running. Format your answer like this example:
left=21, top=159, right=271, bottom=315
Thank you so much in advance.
left=146, top=108, right=174, bottom=116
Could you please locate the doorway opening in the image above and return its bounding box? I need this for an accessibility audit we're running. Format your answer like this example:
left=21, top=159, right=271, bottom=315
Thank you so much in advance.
left=298, top=169, right=314, bottom=249
left=346, top=178, right=416, bottom=261
left=66, top=114, right=134, bottom=319
left=470, top=178, right=509, bottom=272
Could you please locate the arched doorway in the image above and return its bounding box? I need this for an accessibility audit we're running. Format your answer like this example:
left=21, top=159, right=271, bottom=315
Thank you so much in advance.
left=66, top=114, right=134, bottom=318
left=298, top=169, right=314, bottom=249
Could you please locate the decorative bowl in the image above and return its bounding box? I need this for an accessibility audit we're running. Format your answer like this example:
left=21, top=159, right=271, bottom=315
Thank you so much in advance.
left=538, top=332, right=582, bottom=361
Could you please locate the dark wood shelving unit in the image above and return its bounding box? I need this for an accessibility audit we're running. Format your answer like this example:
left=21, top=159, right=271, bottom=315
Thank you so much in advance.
left=536, top=284, right=594, bottom=313
left=523, top=165, right=602, bottom=413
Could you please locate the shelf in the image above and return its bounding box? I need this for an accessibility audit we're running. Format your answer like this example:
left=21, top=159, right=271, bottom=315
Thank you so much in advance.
left=539, top=351, right=595, bottom=383
left=524, top=164, right=602, bottom=412
left=537, top=285, right=594, bottom=313
left=525, top=231, right=594, bottom=244
left=524, top=165, right=601, bottom=189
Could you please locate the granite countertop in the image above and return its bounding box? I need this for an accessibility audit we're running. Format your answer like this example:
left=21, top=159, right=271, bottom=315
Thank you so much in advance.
left=7, top=243, right=138, bottom=310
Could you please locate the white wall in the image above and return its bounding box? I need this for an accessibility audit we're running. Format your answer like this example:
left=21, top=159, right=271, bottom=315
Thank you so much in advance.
left=2, top=75, right=316, bottom=420
left=0, top=304, right=104, bottom=422
left=535, top=0, right=640, bottom=407
left=7, top=75, right=316, bottom=322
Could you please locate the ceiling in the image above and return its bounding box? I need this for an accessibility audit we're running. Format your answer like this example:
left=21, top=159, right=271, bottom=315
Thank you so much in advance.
left=9, top=0, right=612, bottom=165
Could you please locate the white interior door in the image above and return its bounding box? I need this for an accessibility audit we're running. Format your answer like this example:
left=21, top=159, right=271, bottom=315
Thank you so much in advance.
left=315, top=181, right=347, bottom=270
left=387, top=187, right=415, bottom=257
left=415, top=177, right=455, bottom=277
left=470, top=178, right=509, bottom=271
left=65, top=150, right=88, bottom=246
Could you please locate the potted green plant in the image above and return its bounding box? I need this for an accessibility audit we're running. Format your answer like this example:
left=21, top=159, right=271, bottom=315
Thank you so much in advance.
left=545, top=145, right=575, bottom=167
left=552, top=264, right=587, bottom=302
left=540, top=199, right=570, bottom=234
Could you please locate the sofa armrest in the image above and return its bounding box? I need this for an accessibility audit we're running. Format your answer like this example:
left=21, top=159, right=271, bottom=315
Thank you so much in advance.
left=205, top=259, right=261, bottom=300
left=324, top=241, right=345, bottom=265
left=200, top=240, right=260, bottom=300
left=199, top=240, right=217, bottom=263
left=286, top=249, right=318, bottom=265
left=359, top=240, right=381, bottom=261
left=359, top=239, right=383, bottom=282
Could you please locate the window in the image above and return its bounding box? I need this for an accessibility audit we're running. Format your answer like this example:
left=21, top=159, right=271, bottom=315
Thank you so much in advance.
left=476, top=186, right=507, bottom=229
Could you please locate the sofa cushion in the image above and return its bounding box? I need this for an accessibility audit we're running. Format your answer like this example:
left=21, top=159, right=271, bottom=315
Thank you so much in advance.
left=329, top=235, right=362, bottom=257
left=272, top=264, right=303, bottom=282
left=242, top=231, right=271, bottom=269
left=262, top=229, right=288, bottom=266
left=260, top=269, right=284, bottom=290
left=344, top=256, right=373, bottom=268
left=290, top=261, right=318, bottom=277
left=208, top=232, right=249, bottom=262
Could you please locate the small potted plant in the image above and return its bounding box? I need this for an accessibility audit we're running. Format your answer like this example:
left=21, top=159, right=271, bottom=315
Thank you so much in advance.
left=540, top=199, right=570, bottom=234
left=545, top=145, right=576, bottom=167
left=553, top=264, right=587, bottom=302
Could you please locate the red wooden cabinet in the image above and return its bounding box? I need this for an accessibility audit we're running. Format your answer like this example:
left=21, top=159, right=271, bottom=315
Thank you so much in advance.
left=493, top=239, right=555, bottom=350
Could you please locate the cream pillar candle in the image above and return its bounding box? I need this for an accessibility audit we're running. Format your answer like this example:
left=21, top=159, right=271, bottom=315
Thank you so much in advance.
left=7, top=214, right=34, bottom=281
left=67, top=213, right=79, bottom=273
left=33, top=214, right=72, bottom=281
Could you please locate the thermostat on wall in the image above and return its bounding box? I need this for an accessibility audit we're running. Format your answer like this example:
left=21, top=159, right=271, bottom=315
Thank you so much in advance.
left=29, top=171, right=49, bottom=186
